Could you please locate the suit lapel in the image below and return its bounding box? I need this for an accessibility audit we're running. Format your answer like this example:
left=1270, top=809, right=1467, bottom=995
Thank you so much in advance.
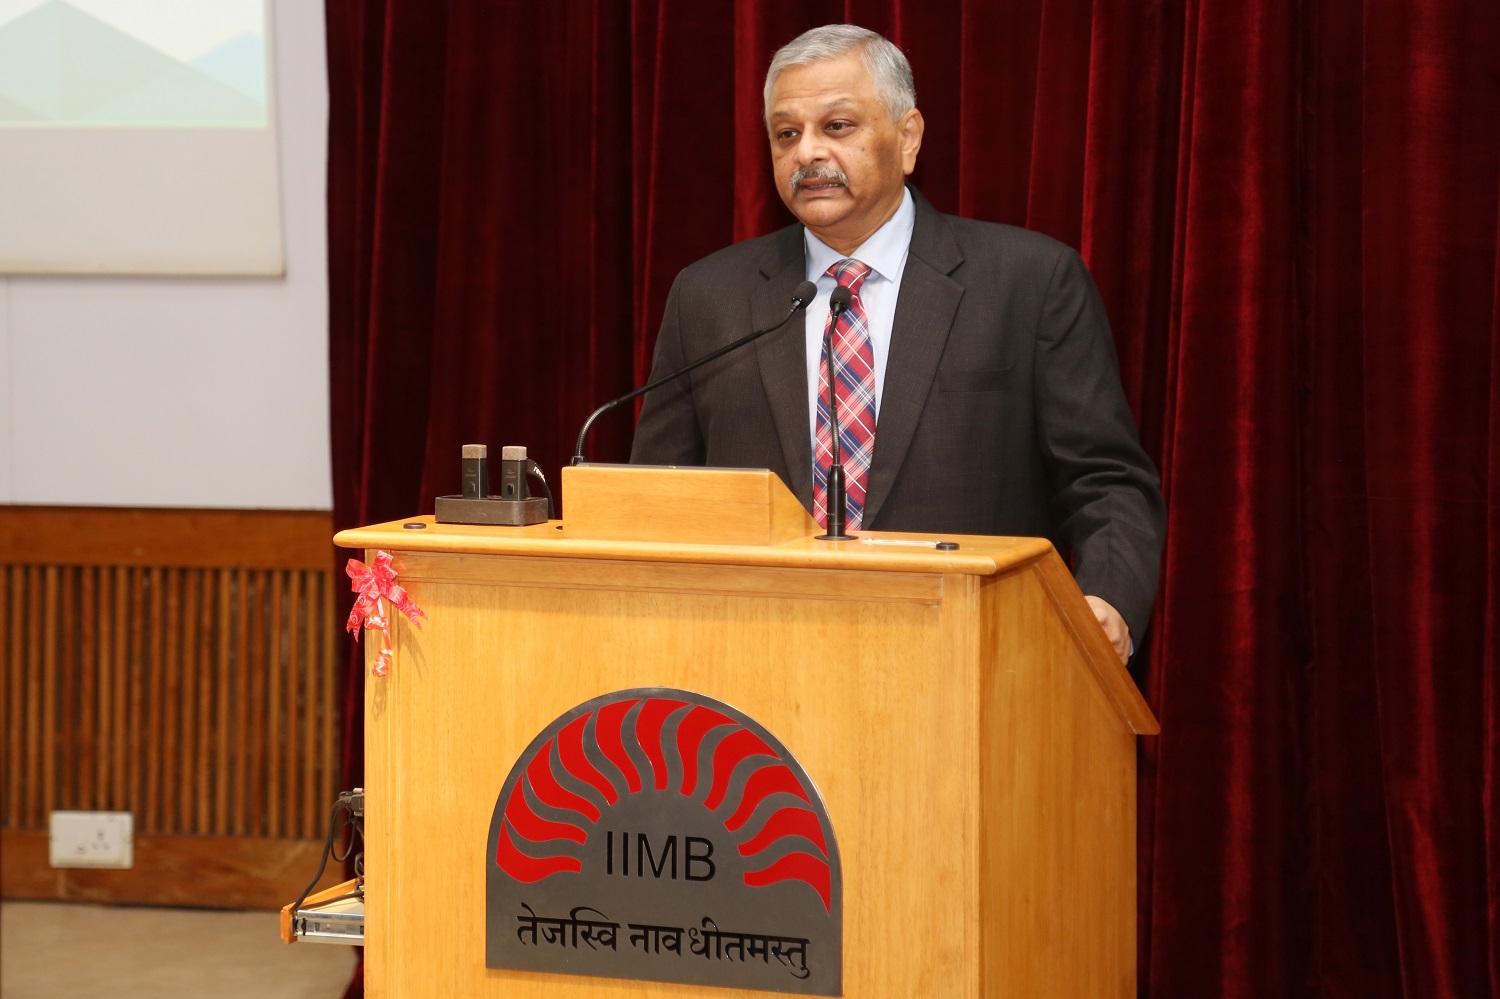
left=753, top=227, right=815, bottom=505
left=864, top=190, right=965, bottom=526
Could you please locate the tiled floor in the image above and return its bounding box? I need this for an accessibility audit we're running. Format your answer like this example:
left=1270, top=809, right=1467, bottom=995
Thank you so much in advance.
left=0, top=901, right=358, bottom=999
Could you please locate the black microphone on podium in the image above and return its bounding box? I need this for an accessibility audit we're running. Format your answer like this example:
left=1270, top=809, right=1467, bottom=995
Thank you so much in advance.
left=572, top=280, right=819, bottom=464
left=815, top=285, right=855, bottom=541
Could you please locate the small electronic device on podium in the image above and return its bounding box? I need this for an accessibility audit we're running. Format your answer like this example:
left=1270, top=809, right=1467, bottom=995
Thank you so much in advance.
left=434, top=444, right=549, bottom=526
left=332, top=464, right=1158, bottom=997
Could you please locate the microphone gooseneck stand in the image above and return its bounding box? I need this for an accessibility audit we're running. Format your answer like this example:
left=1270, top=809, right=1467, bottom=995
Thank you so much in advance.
left=572, top=280, right=819, bottom=465
left=815, top=285, right=855, bottom=541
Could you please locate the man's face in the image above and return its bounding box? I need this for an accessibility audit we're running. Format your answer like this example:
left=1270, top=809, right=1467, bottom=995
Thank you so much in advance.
left=766, top=51, right=924, bottom=255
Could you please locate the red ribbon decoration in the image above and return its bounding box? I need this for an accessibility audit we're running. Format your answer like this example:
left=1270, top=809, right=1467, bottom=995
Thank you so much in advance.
left=345, top=550, right=427, bottom=676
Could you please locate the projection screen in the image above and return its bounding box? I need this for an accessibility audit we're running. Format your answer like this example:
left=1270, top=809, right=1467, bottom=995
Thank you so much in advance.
left=0, top=0, right=283, bottom=275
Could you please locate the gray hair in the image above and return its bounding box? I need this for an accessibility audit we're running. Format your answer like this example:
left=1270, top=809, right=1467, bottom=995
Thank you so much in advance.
left=763, top=25, right=917, bottom=129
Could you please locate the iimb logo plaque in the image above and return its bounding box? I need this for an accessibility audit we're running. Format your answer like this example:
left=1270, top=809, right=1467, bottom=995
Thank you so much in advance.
left=485, top=688, right=843, bottom=994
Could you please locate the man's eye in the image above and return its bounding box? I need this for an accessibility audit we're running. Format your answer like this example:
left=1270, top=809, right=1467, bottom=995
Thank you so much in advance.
left=776, top=129, right=799, bottom=141
left=826, top=121, right=852, bottom=133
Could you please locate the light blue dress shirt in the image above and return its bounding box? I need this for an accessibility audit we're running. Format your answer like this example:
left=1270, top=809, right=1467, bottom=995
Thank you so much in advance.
left=801, top=187, right=915, bottom=458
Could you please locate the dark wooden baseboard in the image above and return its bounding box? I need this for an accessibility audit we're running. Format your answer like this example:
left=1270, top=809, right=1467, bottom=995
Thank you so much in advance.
left=1, top=829, right=349, bottom=910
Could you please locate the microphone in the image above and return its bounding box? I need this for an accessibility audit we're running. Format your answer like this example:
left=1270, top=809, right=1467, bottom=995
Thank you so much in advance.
left=572, top=280, right=819, bottom=464
left=816, top=285, right=855, bottom=541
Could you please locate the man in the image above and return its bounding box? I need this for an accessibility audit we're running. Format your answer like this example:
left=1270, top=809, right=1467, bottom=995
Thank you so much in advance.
left=630, top=24, right=1165, bottom=663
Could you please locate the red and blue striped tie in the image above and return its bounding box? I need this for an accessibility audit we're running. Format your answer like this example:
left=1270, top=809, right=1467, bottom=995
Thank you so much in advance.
left=813, top=258, right=876, bottom=531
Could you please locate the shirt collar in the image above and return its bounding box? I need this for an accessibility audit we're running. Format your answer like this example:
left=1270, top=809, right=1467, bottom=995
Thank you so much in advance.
left=802, top=186, right=915, bottom=285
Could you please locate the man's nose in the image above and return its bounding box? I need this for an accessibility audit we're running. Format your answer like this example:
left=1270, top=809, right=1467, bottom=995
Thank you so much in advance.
left=793, top=130, right=828, bottom=165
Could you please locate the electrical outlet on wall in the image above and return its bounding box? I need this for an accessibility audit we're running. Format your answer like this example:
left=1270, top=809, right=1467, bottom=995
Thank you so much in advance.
left=49, top=811, right=134, bottom=869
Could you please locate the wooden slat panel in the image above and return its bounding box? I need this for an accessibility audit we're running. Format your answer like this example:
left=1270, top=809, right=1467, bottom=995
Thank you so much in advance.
left=111, top=567, right=127, bottom=813
left=321, top=571, right=337, bottom=840
left=268, top=571, right=284, bottom=838
left=303, top=570, right=320, bottom=840
left=161, top=570, right=182, bottom=833
left=78, top=568, right=97, bottom=812
left=16, top=563, right=28, bottom=822
left=26, top=566, right=43, bottom=827
left=179, top=569, right=200, bottom=834
left=248, top=571, right=268, bottom=837
left=95, top=567, right=114, bottom=815
left=232, top=569, right=248, bottom=835
left=0, top=569, right=7, bottom=823
left=2, top=567, right=15, bottom=822
left=284, top=570, right=302, bottom=839
left=59, top=567, right=76, bottom=816
left=215, top=568, right=232, bottom=836
left=127, top=567, right=146, bottom=822
left=196, top=568, right=215, bottom=835
left=1, top=508, right=342, bottom=908
left=42, top=567, right=59, bottom=821
left=144, top=567, right=164, bottom=833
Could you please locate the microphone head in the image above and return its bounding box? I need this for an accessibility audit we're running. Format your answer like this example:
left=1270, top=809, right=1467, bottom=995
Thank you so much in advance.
left=829, top=285, right=853, bottom=315
left=790, top=280, right=818, bottom=309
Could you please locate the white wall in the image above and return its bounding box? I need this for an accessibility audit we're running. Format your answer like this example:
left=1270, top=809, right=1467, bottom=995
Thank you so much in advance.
left=0, top=0, right=330, bottom=510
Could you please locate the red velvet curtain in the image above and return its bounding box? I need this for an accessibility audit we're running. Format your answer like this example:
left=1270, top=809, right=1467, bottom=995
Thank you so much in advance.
left=325, top=2, right=1500, bottom=995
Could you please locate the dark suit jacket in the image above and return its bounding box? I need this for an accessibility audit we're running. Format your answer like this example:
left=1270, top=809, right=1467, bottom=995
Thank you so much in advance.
left=630, top=188, right=1166, bottom=642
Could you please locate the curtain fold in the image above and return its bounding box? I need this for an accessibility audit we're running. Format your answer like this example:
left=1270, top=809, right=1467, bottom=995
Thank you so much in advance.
left=1487, top=166, right=1500, bottom=999
left=1301, top=1, right=1404, bottom=991
left=324, top=2, right=1500, bottom=995
left=1145, top=0, right=1313, bottom=990
left=1362, top=3, right=1499, bottom=995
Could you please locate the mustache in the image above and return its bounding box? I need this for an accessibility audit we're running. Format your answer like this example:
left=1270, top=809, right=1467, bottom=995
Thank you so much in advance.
left=789, top=164, right=848, bottom=193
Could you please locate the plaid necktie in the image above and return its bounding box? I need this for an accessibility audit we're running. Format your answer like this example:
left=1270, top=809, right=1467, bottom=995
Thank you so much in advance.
left=812, top=258, right=876, bottom=531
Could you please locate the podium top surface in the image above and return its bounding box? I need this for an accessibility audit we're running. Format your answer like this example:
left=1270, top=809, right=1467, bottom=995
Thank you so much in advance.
left=335, top=515, right=1161, bottom=734
left=334, top=516, right=1056, bottom=576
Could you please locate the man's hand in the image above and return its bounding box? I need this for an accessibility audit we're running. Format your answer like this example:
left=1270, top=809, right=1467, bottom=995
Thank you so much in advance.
left=1084, top=595, right=1130, bottom=664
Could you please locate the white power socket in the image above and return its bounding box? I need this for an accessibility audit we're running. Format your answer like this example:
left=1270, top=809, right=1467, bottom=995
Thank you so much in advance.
left=49, top=811, right=134, bottom=869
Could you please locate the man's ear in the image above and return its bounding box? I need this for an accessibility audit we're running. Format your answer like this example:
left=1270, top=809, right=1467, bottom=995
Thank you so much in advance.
left=899, top=109, right=925, bottom=175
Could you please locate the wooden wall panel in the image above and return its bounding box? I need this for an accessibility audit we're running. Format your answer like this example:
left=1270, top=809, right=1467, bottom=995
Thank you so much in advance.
left=0, top=507, right=344, bottom=909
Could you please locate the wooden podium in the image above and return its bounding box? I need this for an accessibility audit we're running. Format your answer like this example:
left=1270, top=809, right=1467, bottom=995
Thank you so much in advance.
left=335, top=466, right=1158, bottom=998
